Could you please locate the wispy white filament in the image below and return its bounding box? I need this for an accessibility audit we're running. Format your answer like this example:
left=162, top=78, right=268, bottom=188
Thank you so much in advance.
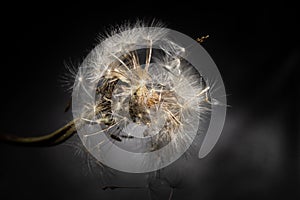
left=71, top=22, right=226, bottom=173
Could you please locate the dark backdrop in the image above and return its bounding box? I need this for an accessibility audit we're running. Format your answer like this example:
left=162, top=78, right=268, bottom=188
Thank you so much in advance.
left=0, top=4, right=299, bottom=200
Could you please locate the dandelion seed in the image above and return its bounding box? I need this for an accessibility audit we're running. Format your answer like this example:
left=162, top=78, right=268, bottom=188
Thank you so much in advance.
left=80, top=24, right=211, bottom=173
left=71, top=21, right=227, bottom=173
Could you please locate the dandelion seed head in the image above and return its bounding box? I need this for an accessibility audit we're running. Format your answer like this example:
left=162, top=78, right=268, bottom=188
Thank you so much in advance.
left=71, top=21, right=227, bottom=173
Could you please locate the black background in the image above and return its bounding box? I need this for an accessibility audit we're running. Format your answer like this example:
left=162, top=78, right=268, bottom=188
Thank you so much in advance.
left=0, top=4, right=299, bottom=200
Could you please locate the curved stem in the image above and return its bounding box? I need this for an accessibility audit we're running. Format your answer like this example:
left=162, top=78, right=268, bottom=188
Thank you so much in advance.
left=0, top=120, right=76, bottom=146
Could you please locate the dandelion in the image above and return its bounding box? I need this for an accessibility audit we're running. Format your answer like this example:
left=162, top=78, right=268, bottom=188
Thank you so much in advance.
left=0, top=20, right=226, bottom=174
left=71, top=21, right=220, bottom=173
